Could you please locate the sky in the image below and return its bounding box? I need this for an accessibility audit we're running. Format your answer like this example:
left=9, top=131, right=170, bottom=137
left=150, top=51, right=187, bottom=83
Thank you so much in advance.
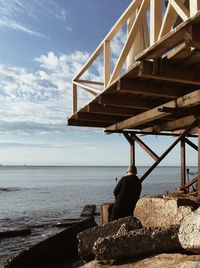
left=0, top=0, right=198, bottom=166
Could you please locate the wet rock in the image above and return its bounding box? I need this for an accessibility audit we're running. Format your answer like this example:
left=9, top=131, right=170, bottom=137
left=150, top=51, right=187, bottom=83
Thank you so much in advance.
left=81, top=205, right=96, bottom=217
left=81, top=253, right=200, bottom=268
left=0, top=228, right=31, bottom=239
left=77, top=216, right=142, bottom=262
left=134, top=196, right=197, bottom=227
left=179, top=207, right=200, bottom=253
left=93, top=225, right=181, bottom=260
left=5, top=217, right=97, bottom=268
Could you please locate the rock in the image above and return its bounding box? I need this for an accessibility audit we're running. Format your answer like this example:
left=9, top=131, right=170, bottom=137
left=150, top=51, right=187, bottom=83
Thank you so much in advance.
left=81, top=205, right=96, bottom=217
left=80, top=253, right=200, bottom=268
left=77, top=216, right=142, bottom=262
left=134, top=195, right=198, bottom=227
left=93, top=225, right=181, bottom=260
left=179, top=207, right=200, bottom=253
left=5, top=217, right=97, bottom=268
left=0, top=228, right=31, bottom=239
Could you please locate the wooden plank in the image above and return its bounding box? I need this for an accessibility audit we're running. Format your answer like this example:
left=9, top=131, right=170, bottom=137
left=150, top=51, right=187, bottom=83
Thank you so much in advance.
left=72, top=84, right=77, bottom=114
left=77, top=79, right=104, bottom=86
left=76, top=112, right=128, bottom=123
left=150, top=0, right=162, bottom=45
left=118, top=78, right=188, bottom=98
left=73, top=81, right=101, bottom=96
left=87, top=103, right=143, bottom=116
left=104, top=41, right=110, bottom=88
left=136, top=14, right=200, bottom=61
left=158, top=1, right=178, bottom=40
left=67, top=118, right=109, bottom=128
left=108, top=0, right=150, bottom=85
left=190, top=0, right=200, bottom=16
left=105, top=89, right=200, bottom=131
left=138, top=60, right=200, bottom=86
left=184, top=138, right=198, bottom=151
left=99, top=95, right=155, bottom=109
left=142, top=115, right=199, bottom=133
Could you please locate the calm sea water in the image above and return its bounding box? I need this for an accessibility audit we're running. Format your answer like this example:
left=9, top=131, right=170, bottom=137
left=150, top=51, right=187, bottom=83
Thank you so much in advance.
left=0, top=166, right=197, bottom=267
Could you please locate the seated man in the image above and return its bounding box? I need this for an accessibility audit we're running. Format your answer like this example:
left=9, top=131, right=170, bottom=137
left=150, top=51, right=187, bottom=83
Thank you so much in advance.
left=110, top=165, right=142, bottom=221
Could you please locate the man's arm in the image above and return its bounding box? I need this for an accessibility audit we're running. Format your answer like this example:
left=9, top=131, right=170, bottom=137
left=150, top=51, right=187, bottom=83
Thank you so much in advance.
left=114, top=178, right=122, bottom=197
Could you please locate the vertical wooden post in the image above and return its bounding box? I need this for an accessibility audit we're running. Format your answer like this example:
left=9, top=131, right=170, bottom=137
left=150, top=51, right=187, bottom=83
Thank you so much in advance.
left=130, top=138, right=135, bottom=167
left=104, top=41, right=110, bottom=89
left=198, top=122, right=200, bottom=199
left=150, top=0, right=162, bottom=46
left=72, top=83, right=77, bottom=114
left=181, top=139, right=186, bottom=187
left=190, top=0, right=200, bottom=16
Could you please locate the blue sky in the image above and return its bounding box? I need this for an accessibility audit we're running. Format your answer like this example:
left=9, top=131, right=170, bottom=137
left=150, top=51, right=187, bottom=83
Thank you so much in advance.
left=0, top=0, right=198, bottom=166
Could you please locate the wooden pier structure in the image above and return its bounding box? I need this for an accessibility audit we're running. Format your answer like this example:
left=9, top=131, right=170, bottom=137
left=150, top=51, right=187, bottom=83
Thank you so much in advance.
left=68, top=0, right=200, bottom=197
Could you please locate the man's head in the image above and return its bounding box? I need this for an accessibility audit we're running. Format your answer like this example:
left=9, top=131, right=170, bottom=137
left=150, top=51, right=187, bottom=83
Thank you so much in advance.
left=127, top=165, right=137, bottom=175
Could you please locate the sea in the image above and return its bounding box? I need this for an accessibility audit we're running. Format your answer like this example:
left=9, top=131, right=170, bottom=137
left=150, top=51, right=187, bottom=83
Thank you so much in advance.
left=0, top=165, right=197, bottom=267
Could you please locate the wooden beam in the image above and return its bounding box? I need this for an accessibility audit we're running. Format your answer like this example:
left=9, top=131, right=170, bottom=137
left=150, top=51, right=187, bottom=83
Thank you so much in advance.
left=189, top=0, right=200, bottom=16
left=181, top=138, right=186, bottom=186
left=131, top=133, right=159, bottom=161
left=184, top=138, right=198, bottom=151
left=99, top=95, right=155, bottom=109
left=104, top=41, right=110, bottom=88
left=150, top=0, right=162, bottom=45
left=87, top=103, right=143, bottom=116
left=77, top=79, right=104, bottom=86
left=140, top=121, right=197, bottom=182
left=136, top=20, right=196, bottom=61
left=118, top=78, right=188, bottom=98
left=72, top=84, right=77, bottom=114
left=73, top=81, right=101, bottom=96
left=142, top=115, right=199, bottom=133
left=105, top=89, right=200, bottom=131
left=67, top=118, right=109, bottom=128
left=108, top=0, right=150, bottom=85
left=76, top=112, right=128, bottom=123
left=138, top=60, right=200, bottom=86
left=158, top=0, right=178, bottom=40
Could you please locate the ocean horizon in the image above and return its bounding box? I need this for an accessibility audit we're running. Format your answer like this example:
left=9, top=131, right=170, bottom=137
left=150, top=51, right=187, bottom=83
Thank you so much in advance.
left=0, top=165, right=198, bottom=267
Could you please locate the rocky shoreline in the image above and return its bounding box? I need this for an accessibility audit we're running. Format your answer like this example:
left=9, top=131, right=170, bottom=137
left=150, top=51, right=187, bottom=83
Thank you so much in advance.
left=5, top=192, right=200, bottom=267
left=79, top=192, right=200, bottom=267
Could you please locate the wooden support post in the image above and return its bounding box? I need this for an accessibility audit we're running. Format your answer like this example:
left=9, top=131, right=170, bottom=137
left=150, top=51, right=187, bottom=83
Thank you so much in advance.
left=189, top=0, right=200, bottom=16
left=130, top=138, right=135, bottom=167
left=104, top=41, right=110, bottom=88
left=123, top=133, right=136, bottom=168
left=72, top=83, right=77, bottom=114
left=181, top=139, right=186, bottom=187
left=150, top=0, right=162, bottom=45
left=198, top=122, right=200, bottom=199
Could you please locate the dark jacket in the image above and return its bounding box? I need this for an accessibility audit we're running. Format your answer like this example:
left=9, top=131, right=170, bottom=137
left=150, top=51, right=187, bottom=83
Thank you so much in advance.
left=110, top=174, right=142, bottom=221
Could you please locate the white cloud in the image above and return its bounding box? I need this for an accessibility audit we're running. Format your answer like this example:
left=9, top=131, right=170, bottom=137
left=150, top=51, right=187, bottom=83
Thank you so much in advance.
left=0, top=0, right=69, bottom=37
left=0, top=49, right=105, bottom=135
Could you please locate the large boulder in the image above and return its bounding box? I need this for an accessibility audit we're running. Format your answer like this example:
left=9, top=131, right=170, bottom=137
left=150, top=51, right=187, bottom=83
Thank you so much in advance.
left=77, top=216, right=142, bottom=262
left=134, top=195, right=198, bottom=227
left=81, top=253, right=200, bottom=268
left=93, top=225, right=181, bottom=260
left=179, top=207, right=200, bottom=253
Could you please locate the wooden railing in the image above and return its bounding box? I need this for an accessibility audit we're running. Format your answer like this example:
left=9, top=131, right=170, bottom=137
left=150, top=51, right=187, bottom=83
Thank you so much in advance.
left=72, top=0, right=200, bottom=114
